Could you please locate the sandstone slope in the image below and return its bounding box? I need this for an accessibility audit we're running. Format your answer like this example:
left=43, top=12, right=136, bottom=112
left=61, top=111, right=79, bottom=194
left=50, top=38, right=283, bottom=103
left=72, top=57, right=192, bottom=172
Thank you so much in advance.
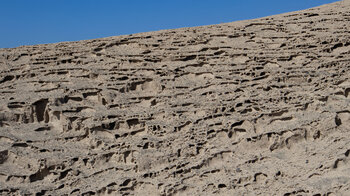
left=0, top=0, right=350, bottom=195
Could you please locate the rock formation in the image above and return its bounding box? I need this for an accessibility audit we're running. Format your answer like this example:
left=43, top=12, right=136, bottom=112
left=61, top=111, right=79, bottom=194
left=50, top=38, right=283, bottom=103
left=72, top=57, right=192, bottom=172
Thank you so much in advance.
left=0, top=0, right=350, bottom=195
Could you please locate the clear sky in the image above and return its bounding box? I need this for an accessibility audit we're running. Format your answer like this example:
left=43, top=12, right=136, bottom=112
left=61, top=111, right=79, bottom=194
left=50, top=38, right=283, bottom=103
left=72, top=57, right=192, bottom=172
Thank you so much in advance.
left=0, top=0, right=340, bottom=48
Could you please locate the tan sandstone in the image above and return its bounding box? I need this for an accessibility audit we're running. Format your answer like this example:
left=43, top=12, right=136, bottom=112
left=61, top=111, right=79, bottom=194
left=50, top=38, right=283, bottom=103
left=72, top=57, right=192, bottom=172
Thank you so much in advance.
left=0, top=0, right=350, bottom=195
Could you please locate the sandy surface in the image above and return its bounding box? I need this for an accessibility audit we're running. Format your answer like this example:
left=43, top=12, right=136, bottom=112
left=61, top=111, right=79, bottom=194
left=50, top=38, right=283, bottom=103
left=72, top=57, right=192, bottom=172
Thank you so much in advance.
left=0, top=0, right=350, bottom=195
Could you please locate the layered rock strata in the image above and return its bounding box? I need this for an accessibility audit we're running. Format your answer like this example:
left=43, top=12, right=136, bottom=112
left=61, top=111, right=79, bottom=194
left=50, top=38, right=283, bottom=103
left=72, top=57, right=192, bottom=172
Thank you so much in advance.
left=0, top=0, right=350, bottom=195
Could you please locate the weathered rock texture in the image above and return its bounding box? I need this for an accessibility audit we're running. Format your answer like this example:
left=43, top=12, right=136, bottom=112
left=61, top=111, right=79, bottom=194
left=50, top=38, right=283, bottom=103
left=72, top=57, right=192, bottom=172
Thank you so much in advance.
left=1, top=1, right=350, bottom=195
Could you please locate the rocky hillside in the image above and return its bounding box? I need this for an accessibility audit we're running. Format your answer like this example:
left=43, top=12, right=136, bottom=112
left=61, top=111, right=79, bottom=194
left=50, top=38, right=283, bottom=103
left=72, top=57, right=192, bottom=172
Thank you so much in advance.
left=0, top=0, right=350, bottom=195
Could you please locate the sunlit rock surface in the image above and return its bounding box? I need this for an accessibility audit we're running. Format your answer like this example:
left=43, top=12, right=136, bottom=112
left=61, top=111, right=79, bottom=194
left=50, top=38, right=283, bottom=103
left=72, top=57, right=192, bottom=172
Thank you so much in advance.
left=0, top=0, right=350, bottom=195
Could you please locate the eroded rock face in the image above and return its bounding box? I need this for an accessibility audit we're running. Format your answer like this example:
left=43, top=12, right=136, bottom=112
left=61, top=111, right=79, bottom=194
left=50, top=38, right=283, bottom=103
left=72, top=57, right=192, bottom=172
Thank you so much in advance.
left=1, top=1, right=350, bottom=195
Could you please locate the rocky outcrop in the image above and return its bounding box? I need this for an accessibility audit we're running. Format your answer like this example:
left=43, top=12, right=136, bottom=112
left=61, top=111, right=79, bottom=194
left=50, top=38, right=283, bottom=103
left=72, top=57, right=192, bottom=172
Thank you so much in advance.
left=0, top=0, right=350, bottom=195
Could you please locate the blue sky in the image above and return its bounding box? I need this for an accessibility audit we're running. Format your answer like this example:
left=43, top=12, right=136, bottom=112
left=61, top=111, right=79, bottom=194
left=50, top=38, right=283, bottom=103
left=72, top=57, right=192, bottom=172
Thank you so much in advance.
left=0, top=0, right=340, bottom=48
